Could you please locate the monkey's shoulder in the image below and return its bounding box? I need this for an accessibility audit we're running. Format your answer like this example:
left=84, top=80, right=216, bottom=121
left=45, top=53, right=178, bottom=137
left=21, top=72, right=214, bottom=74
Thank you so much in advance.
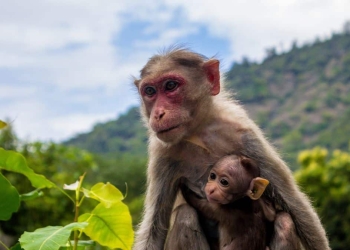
left=199, top=117, right=253, bottom=155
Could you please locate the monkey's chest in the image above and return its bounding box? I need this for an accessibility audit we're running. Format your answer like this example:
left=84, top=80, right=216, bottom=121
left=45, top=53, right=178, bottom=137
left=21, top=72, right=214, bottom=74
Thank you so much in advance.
left=174, top=148, right=218, bottom=196
left=169, top=136, right=243, bottom=195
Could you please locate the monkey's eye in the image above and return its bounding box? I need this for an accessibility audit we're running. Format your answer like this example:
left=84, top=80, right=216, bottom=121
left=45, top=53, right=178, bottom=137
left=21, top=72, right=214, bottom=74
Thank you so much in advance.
left=144, top=86, right=156, bottom=96
left=209, top=172, right=216, bottom=180
left=165, top=80, right=178, bottom=91
left=220, top=179, right=229, bottom=186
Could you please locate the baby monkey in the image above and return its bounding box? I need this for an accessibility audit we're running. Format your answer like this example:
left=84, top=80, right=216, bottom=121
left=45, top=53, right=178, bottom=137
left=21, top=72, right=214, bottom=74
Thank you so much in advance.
left=187, top=155, right=300, bottom=250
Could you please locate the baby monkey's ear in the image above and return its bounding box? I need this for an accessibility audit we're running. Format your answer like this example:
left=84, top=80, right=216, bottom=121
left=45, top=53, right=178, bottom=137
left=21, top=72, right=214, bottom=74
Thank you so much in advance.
left=246, top=177, right=269, bottom=200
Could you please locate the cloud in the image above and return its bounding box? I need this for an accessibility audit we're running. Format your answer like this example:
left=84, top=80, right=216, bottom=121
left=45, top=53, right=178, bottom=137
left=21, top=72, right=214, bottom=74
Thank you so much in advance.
left=1, top=0, right=349, bottom=142
left=163, top=0, right=350, bottom=61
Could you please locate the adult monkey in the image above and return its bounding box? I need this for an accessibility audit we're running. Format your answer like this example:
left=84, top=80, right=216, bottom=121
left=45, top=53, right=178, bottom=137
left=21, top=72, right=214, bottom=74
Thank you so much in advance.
left=133, top=48, right=329, bottom=250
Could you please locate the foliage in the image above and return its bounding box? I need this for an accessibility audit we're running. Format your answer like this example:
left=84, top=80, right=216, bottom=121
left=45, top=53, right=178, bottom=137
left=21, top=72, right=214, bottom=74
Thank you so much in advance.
left=0, top=121, right=134, bottom=250
left=225, top=32, right=350, bottom=167
left=0, top=173, right=20, bottom=221
left=93, top=154, right=147, bottom=204
left=295, top=147, right=350, bottom=250
left=0, top=141, right=99, bottom=237
left=19, top=223, right=88, bottom=250
left=65, top=107, right=147, bottom=157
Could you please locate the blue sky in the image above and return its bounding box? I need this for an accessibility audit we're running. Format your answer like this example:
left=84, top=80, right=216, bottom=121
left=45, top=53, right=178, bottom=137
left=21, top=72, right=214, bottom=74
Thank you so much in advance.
left=1, top=0, right=349, bottom=142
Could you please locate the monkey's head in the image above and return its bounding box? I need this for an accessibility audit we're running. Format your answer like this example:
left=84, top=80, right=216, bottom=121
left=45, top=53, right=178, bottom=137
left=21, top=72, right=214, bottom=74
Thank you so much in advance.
left=134, top=48, right=220, bottom=143
left=205, top=155, right=269, bottom=205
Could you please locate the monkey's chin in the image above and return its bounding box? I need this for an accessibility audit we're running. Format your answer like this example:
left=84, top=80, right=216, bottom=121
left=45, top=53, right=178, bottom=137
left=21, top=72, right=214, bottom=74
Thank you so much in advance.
left=207, top=196, right=229, bottom=205
left=156, top=126, right=185, bottom=144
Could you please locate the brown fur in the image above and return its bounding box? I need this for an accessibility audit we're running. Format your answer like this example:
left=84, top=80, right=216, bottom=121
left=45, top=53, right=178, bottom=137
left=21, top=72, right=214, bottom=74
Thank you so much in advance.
left=185, top=155, right=301, bottom=250
left=133, top=48, right=329, bottom=250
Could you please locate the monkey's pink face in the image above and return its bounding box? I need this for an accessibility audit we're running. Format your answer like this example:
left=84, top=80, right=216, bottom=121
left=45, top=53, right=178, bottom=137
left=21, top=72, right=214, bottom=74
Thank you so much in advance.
left=205, top=171, right=234, bottom=205
left=138, top=73, right=193, bottom=143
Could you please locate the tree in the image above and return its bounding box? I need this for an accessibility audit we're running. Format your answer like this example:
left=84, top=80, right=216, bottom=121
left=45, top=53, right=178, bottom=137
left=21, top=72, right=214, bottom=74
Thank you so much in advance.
left=294, top=147, right=350, bottom=250
left=265, top=46, right=277, bottom=60
left=343, top=20, right=350, bottom=34
left=0, top=119, right=17, bottom=151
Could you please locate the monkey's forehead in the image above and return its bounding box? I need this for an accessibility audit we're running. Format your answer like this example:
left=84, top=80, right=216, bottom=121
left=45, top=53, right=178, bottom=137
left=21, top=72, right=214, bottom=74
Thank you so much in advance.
left=215, top=155, right=240, bottom=166
left=140, top=51, right=207, bottom=78
left=139, top=62, right=180, bottom=81
left=138, top=66, right=203, bottom=87
left=213, top=163, right=238, bottom=176
left=140, top=63, right=179, bottom=80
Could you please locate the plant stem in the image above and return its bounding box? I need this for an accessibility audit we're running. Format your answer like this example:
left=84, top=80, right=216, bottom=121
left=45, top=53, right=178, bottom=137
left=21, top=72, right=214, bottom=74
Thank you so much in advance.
left=0, top=240, right=9, bottom=250
left=73, top=173, right=86, bottom=250
left=58, top=187, right=76, bottom=205
left=73, top=204, right=79, bottom=250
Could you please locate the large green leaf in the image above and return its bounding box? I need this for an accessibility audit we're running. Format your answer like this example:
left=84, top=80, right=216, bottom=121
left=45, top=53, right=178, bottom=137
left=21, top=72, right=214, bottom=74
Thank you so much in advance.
left=19, top=222, right=88, bottom=250
left=60, top=240, right=95, bottom=250
left=0, top=172, right=20, bottom=220
left=0, top=148, right=56, bottom=189
left=79, top=202, right=134, bottom=250
left=83, top=182, right=124, bottom=207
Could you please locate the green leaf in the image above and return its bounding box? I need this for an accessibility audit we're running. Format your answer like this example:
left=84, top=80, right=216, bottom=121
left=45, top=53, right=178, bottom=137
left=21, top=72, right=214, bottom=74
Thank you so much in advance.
left=59, top=240, right=95, bottom=250
left=10, top=243, right=24, bottom=250
left=0, top=148, right=56, bottom=189
left=19, top=222, right=88, bottom=250
left=58, top=246, right=85, bottom=250
left=0, top=120, right=7, bottom=129
left=20, top=189, right=44, bottom=201
left=83, top=182, right=124, bottom=207
left=79, top=202, right=134, bottom=250
left=0, top=172, right=20, bottom=220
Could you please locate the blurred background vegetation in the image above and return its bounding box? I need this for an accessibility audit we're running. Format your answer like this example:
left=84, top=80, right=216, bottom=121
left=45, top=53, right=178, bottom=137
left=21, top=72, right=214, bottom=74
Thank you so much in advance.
left=1, top=24, right=350, bottom=250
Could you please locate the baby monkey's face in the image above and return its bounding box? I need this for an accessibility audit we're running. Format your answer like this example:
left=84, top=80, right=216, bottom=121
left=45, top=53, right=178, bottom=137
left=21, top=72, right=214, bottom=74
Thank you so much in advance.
left=205, top=155, right=269, bottom=204
left=205, top=158, right=249, bottom=204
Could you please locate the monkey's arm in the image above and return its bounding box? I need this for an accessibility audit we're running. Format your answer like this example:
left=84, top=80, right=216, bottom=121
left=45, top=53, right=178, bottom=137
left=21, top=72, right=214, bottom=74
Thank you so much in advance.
left=258, top=198, right=276, bottom=222
left=133, top=157, right=180, bottom=250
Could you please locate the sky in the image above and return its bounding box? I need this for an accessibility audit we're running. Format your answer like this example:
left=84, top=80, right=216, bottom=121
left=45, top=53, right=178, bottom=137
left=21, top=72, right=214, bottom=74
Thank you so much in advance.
left=1, top=0, right=349, bottom=143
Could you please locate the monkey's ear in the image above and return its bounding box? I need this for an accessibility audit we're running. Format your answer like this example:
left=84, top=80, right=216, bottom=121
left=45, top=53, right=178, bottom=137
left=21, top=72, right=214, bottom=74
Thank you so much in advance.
left=246, top=177, right=269, bottom=200
left=203, top=59, right=220, bottom=96
left=240, top=157, right=257, bottom=169
left=240, top=157, right=259, bottom=176
left=134, top=78, right=141, bottom=87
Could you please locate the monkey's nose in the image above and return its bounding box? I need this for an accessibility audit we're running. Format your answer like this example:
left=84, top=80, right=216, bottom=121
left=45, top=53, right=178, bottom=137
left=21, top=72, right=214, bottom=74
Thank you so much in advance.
left=154, top=110, right=165, bottom=120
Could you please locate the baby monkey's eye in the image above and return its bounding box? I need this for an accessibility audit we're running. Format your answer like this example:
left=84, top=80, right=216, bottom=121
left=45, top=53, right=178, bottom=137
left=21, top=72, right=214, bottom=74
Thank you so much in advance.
left=209, top=172, right=216, bottom=180
left=220, top=179, right=229, bottom=186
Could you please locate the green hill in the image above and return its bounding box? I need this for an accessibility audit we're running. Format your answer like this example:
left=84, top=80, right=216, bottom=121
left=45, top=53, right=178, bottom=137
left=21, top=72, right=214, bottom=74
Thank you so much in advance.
left=65, top=32, right=350, bottom=169
left=64, top=107, right=148, bottom=157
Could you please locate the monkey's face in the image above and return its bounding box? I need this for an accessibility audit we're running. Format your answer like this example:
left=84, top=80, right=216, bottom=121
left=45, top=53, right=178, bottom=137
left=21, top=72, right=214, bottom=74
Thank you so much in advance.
left=205, top=170, right=235, bottom=204
left=205, top=156, right=250, bottom=204
left=135, top=57, right=221, bottom=144
left=136, top=72, right=194, bottom=143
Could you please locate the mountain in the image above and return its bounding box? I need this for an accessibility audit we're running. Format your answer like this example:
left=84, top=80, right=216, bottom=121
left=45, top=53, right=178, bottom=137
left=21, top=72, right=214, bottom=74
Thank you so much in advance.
left=65, top=32, right=350, bottom=168
left=225, top=32, right=350, bottom=163
left=64, top=107, right=148, bottom=157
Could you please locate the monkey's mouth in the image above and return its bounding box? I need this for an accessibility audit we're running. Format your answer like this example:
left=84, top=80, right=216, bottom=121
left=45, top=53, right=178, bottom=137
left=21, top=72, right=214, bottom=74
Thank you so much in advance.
left=207, top=196, right=219, bottom=203
left=158, top=124, right=181, bottom=134
left=207, top=196, right=229, bottom=205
